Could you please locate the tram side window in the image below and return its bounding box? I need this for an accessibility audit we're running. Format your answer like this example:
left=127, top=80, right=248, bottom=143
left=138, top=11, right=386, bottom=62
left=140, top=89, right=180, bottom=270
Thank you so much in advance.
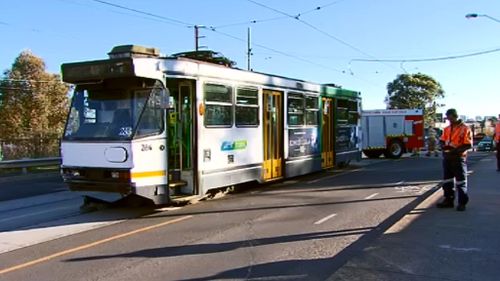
left=305, top=96, right=319, bottom=126
left=336, top=99, right=349, bottom=125
left=347, top=100, right=359, bottom=125
left=204, top=83, right=233, bottom=127
left=288, top=92, right=304, bottom=126
left=336, top=99, right=358, bottom=125
left=236, top=87, right=259, bottom=127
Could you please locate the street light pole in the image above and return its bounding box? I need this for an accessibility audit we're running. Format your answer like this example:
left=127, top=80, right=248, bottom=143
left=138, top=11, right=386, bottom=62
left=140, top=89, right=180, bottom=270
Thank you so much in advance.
left=465, top=13, right=500, bottom=24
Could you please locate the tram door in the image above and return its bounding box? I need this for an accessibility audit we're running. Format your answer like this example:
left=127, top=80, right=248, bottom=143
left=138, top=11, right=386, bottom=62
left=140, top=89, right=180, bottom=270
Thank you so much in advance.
left=262, top=90, right=283, bottom=181
left=321, top=97, right=334, bottom=168
left=167, top=80, right=195, bottom=195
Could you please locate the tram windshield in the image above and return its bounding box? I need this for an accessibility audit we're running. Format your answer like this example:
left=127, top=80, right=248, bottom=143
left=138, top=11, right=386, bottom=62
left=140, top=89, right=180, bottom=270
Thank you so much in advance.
left=63, top=78, right=165, bottom=141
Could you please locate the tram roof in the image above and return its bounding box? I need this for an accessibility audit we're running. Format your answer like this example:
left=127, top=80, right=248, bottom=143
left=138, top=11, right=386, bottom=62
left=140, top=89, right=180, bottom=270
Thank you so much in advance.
left=162, top=56, right=322, bottom=93
left=321, top=84, right=361, bottom=99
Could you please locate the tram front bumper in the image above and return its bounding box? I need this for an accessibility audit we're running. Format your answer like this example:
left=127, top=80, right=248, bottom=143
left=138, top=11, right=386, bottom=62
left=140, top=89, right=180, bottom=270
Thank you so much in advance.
left=62, top=167, right=133, bottom=194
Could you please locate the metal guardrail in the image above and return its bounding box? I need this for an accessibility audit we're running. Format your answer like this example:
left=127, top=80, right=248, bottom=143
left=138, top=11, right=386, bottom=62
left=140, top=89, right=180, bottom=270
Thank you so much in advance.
left=0, top=157, right=61, bottom=174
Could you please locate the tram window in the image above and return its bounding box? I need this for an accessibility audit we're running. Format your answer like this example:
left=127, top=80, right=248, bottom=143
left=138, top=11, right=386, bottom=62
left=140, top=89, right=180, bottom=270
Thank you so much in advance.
left=204, top=83, right=233, bottom=127
left=337, top=107, right=348, bottom=124
left=205, top=105, right=232, bottom=126
left=135, top=89, right=164, bottom=137
left=305, top=96, right=319, bottom=126
left=205, top=84, right=232, bottom=103
left=288, top=92, right=304, bottom=126
left=305, top=96, right=318, bottom=109
left=236, top=87, right=259, bottom=127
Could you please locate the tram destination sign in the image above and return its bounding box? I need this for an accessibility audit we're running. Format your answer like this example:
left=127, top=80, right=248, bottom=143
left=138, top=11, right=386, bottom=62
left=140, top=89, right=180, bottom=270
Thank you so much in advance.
left=62, top=59, right=135, bottom=83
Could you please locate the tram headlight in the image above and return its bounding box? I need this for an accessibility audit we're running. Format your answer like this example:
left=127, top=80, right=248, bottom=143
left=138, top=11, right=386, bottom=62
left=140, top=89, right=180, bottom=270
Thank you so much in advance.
left=62, top=168, right=82, bottom=179
left=111, top=171, right=120, bottom=179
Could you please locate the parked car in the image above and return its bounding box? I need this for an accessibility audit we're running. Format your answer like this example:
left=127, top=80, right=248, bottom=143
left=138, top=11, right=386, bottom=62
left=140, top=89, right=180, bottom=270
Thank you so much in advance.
left=477, top=136, right=496, bottom=151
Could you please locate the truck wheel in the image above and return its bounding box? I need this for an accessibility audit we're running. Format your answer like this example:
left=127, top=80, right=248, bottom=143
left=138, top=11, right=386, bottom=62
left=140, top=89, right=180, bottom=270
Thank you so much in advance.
left=363, top=150, right=383, bottom=159
left=384, top=140, right=404, bottom=159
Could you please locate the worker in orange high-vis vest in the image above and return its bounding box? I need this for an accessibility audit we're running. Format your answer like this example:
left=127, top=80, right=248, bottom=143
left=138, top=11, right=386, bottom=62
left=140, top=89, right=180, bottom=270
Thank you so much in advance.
left=495, top=114, right=500, bottom=171
left=437, top=108, right=473, bottom=211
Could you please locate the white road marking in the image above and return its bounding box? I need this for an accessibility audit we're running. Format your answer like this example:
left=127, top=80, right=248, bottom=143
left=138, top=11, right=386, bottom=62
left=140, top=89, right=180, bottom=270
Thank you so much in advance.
left=364, top=193, right=379, bottom=200
left=439, top=245, right=481, bottom=252
left=314, top=213, right=337, bottom=225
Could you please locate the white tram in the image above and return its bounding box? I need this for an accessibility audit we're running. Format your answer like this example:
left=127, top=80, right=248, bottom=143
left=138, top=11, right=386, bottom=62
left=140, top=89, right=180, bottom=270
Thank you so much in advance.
left=61, top=45, right=358, bottom=204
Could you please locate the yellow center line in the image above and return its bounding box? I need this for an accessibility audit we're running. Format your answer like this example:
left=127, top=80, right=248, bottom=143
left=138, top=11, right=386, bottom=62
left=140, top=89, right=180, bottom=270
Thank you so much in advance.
left=0, top=215, right=193, bottom=275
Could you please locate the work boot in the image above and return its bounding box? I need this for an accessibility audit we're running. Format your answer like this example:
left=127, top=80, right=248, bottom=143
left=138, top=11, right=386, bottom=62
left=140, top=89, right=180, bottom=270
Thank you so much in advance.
left=437, top=198, right=454, bottom=208
left=456, top=204, right=466, bottom=211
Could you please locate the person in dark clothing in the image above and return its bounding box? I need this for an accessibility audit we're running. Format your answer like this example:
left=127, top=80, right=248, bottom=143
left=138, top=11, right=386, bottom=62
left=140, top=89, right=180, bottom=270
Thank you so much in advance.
left=437, top=108, right=473, bottom=211
left=495, top=114, right=500, bottom=171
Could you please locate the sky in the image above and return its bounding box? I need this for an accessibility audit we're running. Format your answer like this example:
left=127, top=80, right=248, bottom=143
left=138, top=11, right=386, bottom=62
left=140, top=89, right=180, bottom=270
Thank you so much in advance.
left=1, top=0, right=499, bottom=119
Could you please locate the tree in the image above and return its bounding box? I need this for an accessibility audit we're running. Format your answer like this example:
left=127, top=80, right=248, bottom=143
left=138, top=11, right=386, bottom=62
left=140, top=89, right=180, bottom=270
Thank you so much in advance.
left=0, top=50, right=69, bottom=158
left=386, top=73, right=444, bottom=125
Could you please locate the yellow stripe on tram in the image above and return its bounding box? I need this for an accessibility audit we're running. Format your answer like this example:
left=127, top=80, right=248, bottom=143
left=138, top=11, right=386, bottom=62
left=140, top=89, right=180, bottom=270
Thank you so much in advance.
left=131, top=170, right=166, bottom=179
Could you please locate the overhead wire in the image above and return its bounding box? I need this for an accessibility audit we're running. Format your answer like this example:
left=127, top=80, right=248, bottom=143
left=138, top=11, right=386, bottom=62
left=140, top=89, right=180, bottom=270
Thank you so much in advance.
left=84, top=0, right=385, bottom=87
left=212, top=0, right=344, bottom=29
left=90, top=0, right=194, bottom=27
left=87, top=0, right=353, bottom=75
left=209, top=28, right=344, bottom=73
left=59, top=0, right=187, bottom=27
left=350, top=47, right=500, bottom=63
left=298, top=0, right=348, bottom=17
left=212, top=16, right=288, bottom=29
left=245, top=0, right=399, bottom=72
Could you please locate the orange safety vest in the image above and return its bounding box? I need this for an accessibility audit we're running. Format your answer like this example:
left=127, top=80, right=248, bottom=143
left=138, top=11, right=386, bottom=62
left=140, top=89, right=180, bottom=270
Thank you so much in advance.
left=495, top=123, right=500, bottom=142
left=440, top=121, right=472, bottom=156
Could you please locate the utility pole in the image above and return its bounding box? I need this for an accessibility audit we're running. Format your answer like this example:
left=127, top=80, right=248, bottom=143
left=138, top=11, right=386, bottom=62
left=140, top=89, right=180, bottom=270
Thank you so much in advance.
left=247, top=27, right=252, bottom=71
left=194, top=25, right=206, bottom=51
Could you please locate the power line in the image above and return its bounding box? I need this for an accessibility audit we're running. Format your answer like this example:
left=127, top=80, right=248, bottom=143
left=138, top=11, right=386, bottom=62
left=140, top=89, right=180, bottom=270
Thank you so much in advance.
left=245, top=0, right=374, bottom=57
left=212, top=0, right=344, bottom=29
left=350, top=47, right=500, bottom=63
left=60, top=0, right=184, bottom=27
left=85, top=0, right=349, bottom=75
left=299, top=0, right=348, bottom=17
left=210, top=28, right=344, bottom=73
left=212, top=16, right=288, bottom=29
left=210, top=28, right=383, bottom=87
left=82, top=0, right=382, bottom=87
left=246, top=0, right=398, bottom=71
left=90, top=0, right=194, bottom=27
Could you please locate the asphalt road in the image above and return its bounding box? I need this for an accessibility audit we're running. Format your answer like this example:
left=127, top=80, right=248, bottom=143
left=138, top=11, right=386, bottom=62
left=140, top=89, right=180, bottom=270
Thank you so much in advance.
left=0, top=172, right=66, bottom=202
left=0, top=152, right=490, bottom=281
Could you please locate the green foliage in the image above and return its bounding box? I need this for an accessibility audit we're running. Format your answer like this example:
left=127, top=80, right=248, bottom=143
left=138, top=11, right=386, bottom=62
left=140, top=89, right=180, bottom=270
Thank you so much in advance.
left=386, top=73, right=445, bottom=125
left=0, top=50, right=69, bottom=158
